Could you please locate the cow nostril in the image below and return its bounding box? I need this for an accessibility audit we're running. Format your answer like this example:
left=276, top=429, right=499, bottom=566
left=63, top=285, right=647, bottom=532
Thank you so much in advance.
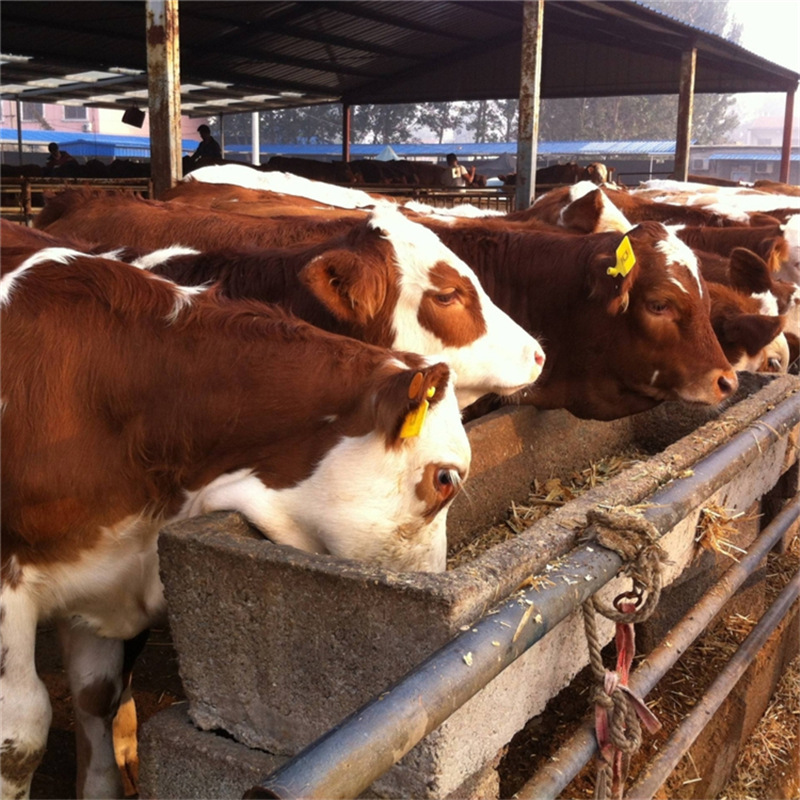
left=718, top=373, right=737, bottom=397
left=535, top=349, right=545, bottom=367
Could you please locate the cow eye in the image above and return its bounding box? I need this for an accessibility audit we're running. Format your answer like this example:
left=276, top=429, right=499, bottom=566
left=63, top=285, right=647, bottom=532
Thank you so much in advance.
left=647, top=299, right=670, bottom=315
left=435, top=467, right=462, bottom=501
left=433, top=289, right=459, bottom=306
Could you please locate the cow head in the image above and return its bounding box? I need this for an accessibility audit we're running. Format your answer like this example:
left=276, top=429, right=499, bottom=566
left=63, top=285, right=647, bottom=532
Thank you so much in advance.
left=229, top=360, right=469, bottom=573
left=300, top=206, right=545, bottom=408
left=581, top=221, right=738, bottom=415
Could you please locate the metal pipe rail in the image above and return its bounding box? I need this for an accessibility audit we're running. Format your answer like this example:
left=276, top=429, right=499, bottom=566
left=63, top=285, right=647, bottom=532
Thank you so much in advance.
left=516, top=492, right=800, bottom=799
left=244, top=392, right=800, bottom=800
left=627, top=567, right=800, bottom=799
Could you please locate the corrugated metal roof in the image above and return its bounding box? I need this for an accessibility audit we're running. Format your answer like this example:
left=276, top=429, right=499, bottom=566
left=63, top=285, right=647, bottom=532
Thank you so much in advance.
left=1, top=2, right=797, bottom=118
left=708, top=151, right=800, bottom=162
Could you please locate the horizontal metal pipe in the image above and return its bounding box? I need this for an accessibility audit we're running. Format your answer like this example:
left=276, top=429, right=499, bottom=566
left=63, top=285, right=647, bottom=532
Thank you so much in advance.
left=516, top=492, right=800, bottom=799
left=244, top=392, right=800, bottom=800
left=627, top=567, right=800, bottom=800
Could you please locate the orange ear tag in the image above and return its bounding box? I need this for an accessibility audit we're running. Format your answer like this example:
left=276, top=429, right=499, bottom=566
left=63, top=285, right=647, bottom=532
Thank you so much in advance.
left=400, top=386, right=436, bottom=439
left=607, top=235, right=636, bottom=278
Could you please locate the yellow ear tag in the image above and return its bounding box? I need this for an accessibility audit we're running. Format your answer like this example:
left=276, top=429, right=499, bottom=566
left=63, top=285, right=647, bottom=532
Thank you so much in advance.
left=607, top=235, right=636, bottom=278
left=400, top=386, right=436, bottom=439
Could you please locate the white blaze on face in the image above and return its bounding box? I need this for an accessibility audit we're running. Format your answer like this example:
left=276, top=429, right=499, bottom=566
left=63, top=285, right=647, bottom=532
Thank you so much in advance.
left=180, top=365, right=470, bottom=573
left=655, top=231, right=703, bottom=297
left=780, top=214, right=800, bottom=286
left=367, top=206, right=545, bottom=407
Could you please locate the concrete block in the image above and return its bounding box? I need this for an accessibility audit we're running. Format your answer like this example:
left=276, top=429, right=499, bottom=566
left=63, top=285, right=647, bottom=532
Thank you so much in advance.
left=155, top=374, right=800, bottom=798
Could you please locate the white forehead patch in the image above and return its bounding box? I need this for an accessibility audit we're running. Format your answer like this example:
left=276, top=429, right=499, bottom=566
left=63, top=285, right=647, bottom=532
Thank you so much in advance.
left=131, top=246, right=200, bottom=271
left=368, top=204, right=471, bottom=285
left=655, top=233, right=703, bottom=297
left=0, top=246, right=85, bottom=307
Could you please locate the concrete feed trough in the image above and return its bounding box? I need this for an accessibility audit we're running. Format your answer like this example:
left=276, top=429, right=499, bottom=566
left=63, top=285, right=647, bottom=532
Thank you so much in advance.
left=142, top=373, right=800, bottom=799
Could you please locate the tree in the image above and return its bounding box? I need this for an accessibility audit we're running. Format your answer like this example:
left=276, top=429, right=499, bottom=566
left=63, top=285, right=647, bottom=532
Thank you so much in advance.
left=351, top=104, right=423, bottom=144
left=416, top=102, right=471, bottom=143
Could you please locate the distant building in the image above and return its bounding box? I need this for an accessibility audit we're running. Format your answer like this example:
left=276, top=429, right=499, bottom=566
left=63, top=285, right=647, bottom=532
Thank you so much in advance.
left=739, top=115, right=800, bottom=148
left=0, top=100, right=210, bottom=162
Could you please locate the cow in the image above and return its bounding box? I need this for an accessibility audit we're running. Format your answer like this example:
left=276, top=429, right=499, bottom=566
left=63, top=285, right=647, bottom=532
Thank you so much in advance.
left=506, top=182, right=633, bottom=233
left=0, top=236, right=472, bottom=800
left=706, top=280, right=786, bottom=373
left=631, top=180, right=800, bottom=225
left=417, top=218, right=738, bottom=420
left=33, top=195, right=546, bottom=408
left=668, top=219, right=800, bottom=287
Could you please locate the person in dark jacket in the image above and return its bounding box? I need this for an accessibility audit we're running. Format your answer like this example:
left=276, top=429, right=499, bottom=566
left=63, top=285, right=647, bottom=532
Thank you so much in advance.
left=190, top=124, right=222, bottom=162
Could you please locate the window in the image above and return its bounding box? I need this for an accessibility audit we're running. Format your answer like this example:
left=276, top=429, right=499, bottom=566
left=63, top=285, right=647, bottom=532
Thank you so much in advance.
left=21, top=102, right=44, bottom=121
left=64, top=106, right=88, bottom=121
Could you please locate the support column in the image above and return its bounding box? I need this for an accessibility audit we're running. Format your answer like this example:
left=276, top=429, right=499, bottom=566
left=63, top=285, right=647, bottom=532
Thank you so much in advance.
left=145, top=0, right=182, bottom=198
left=342, top=103, right=352, bottom=164
left=515, top=0, right=544, bottom=211
left=674, top=44, right=697, bottom=182
left=779, top=88, right=795, bottom=184
left=251, top=111, right=260, bottom=166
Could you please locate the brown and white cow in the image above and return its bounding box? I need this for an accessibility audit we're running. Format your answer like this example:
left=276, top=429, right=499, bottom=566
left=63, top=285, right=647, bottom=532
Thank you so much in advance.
left=35, top=192, right=545, bottom=408
left=0, top=236, right=471, bottom=799
left=419, top=218, right=738, bottom=420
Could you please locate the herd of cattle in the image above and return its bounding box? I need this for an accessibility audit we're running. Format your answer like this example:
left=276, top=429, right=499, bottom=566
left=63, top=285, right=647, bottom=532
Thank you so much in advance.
left=2, top=161, right=799, bottom=799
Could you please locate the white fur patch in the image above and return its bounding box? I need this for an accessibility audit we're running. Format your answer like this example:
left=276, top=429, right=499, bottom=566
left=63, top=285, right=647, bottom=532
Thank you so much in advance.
left=367, top=206, right=545, bottom=407
left=655, top=232, right=703, bottom=297
left=0, top=246, right=84, bottom=306
left=186, top=164, right=378, bottom=209
left=130, top=246, right=200, bottom=270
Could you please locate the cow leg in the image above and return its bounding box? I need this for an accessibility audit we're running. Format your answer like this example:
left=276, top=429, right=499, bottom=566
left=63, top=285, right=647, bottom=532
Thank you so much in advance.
left=0, top=587, right=52, bottom=800
left=57, top=620, right=125, bottom=799
left=113, top=629, right=149, bottom=797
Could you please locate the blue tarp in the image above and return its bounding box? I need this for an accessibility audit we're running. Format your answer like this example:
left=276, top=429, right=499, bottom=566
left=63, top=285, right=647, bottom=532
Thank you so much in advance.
left=0, top=128, right=199, bottom=157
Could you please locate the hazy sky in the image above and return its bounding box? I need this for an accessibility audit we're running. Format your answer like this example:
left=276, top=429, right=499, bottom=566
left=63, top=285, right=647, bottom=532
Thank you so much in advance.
left=726, top=0, right=800, bottom=121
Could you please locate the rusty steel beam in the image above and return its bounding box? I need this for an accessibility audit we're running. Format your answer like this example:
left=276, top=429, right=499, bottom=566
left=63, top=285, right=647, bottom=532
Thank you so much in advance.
left=515, top=0, right=544, bottom=211
left=779, top=88, right=795, bottom=184
left=673, top=44, right=697, bottom=181
left=146, top=0, right=182, bottom=198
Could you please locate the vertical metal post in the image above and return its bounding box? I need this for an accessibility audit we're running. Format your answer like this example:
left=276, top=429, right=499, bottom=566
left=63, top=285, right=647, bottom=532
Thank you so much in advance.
left=145, top=0, right=182, bottom=198
left=779, top=88, right=795, bottom=184
left=342, top=103, right=351, bottom=164
left=15, top=98, right=23, bottom=166
left=251, top=111, right=260, bottom=166
left=515, top=0, right=544, bottom=211
left=674, top=44, right=697, bottom=181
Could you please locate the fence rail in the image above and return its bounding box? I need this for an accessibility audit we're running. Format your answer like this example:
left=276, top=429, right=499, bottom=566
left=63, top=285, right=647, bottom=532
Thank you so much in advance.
left=1, top=176, right=152, bottom=225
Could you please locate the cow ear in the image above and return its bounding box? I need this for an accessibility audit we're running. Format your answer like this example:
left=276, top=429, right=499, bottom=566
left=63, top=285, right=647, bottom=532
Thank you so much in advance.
left=299, top=249, right=386, bottom=324
left=561, top=189, right=604, bottom=233
left=374, top=362, right=451, bottom=445
left=728, top=248, right=772, bottom=294
left=589, top=233, right=639, bottom=315
left=721, top=313, right=784, bottom=357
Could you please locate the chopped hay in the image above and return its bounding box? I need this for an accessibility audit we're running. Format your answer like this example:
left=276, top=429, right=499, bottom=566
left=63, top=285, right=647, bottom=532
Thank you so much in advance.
left=696, top=503, right=759, bottom=562
left=498, top=526, right=800, bottom=799
left=447, top=450, right=647, bottom=569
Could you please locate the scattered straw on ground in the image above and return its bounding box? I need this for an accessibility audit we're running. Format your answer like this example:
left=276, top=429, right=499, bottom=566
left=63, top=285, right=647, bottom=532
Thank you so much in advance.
left=499, top=527, right=800, bottom=799
left=447, top=450, right=647, bottom=569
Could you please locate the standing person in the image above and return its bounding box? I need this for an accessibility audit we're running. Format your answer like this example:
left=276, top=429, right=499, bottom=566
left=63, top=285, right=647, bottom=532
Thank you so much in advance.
left=442, top=152, right=476, bottom=188
left=190, top=123, right=222, bottom=162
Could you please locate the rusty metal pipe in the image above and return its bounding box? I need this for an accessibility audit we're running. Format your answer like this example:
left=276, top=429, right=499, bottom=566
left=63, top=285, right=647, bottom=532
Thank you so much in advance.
left=627, top=566, right=800, bottom=799
left=244, top=393, right=800, bottom=800
left=516, top=492, right=800, bottom=799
